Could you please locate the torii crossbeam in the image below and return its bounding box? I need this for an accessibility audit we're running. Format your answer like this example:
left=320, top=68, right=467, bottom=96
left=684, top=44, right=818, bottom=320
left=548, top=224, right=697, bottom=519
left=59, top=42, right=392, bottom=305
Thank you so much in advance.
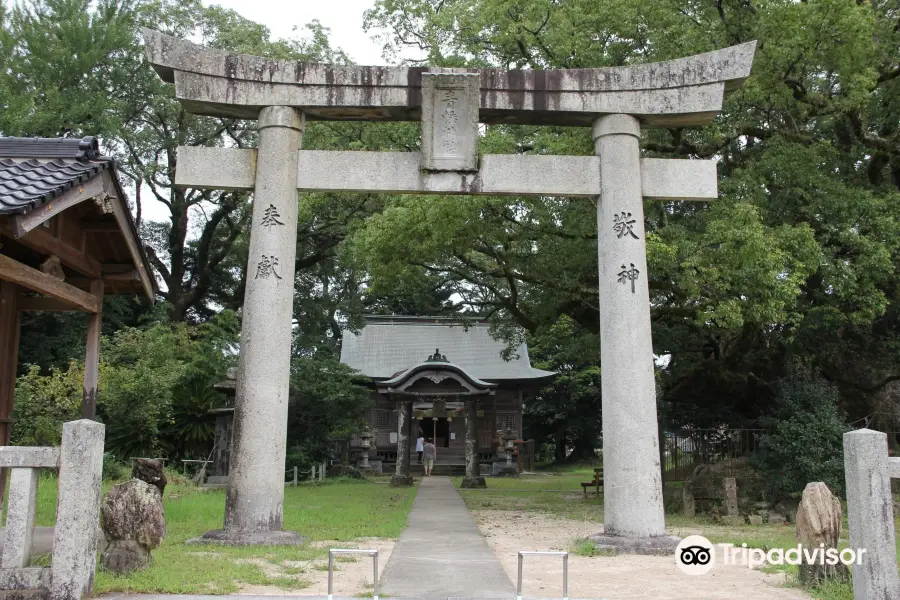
left=142, top=29, right=756, bottom=551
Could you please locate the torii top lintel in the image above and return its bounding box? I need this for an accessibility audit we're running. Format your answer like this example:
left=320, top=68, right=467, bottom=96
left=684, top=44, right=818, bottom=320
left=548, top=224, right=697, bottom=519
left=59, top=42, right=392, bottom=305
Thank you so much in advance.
left=142, top=29, right=756, bottom=128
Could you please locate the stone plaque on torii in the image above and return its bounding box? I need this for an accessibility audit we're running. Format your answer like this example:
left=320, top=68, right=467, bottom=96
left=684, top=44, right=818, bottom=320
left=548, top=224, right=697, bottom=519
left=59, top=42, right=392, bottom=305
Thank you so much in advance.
left=142, top=29, right=755, bottom=551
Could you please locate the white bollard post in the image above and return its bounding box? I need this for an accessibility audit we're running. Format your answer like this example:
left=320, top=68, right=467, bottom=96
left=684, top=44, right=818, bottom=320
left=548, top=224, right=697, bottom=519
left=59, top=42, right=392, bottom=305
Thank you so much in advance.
left=50, top=419, right=105, bottom=600
left=843, top=429, right=900, bottom=600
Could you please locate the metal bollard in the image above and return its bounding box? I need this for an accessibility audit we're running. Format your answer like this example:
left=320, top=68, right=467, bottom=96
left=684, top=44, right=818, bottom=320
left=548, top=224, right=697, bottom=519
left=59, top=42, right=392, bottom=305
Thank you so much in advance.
left=516, top=550, right=568, bottom=600
left=328, top=548, right=378, bottom=600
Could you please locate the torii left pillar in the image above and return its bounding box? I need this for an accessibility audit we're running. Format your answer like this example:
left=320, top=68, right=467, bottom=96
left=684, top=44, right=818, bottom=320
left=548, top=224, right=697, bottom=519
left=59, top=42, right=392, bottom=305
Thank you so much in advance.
left=198, top=106, right=305, bottom=545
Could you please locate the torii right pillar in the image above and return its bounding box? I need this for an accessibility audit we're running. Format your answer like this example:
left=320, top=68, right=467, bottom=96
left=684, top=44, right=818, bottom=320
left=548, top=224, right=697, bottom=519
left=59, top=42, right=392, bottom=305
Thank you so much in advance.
left=590, top=114, right=680, bottom=553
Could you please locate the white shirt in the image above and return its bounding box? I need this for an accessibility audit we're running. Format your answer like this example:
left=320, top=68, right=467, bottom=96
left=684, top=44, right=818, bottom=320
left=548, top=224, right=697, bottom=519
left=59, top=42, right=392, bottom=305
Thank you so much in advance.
left=416, top=437, right=425, bottom=451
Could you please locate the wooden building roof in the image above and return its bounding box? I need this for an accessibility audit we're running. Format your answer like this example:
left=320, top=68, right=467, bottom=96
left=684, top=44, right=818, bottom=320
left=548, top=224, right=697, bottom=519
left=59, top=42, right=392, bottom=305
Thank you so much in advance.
left=340, top=316, right=556, bottom=383
left=0, top=136, right=156, bottom=299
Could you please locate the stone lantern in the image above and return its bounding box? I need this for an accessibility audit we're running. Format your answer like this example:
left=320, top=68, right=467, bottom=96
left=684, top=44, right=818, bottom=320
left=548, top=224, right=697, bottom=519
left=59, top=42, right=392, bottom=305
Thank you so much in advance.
left=358, top=426, right=374, bottom=472
left=492, top=428, right=518, bottom=476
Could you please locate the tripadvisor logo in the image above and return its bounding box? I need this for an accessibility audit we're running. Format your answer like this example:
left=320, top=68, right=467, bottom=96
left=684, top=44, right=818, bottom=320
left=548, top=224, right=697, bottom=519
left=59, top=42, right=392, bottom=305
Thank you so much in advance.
left=675, top=535, right=867, bottom=575
left=676, top=536, right=715, bottom=575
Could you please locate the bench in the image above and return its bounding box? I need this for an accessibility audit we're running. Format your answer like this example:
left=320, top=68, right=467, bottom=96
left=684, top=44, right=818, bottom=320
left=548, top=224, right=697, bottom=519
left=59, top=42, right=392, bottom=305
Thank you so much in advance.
left=581, top=468, right=603, bottom=495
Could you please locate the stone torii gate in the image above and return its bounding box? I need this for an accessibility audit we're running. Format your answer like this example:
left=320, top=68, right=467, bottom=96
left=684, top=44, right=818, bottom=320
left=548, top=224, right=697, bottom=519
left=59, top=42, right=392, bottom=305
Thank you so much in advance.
left=142, top=29, right=755, bottom=550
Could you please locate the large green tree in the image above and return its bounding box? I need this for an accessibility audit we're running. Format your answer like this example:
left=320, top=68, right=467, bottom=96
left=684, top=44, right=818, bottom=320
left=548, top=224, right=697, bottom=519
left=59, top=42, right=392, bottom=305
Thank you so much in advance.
left=355, top=0, right=900, bottom=430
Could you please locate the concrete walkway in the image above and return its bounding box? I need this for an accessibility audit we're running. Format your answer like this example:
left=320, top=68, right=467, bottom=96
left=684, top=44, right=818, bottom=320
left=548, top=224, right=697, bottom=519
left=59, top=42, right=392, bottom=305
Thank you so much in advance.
left=379, top=477, right=515, bottom=599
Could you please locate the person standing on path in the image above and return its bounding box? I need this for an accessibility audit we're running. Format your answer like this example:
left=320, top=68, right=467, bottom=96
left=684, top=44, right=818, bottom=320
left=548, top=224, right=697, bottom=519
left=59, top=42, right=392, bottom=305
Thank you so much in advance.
left=423, top=438, right=436, bottom=476
left=416, top=435, right=425, bottom=464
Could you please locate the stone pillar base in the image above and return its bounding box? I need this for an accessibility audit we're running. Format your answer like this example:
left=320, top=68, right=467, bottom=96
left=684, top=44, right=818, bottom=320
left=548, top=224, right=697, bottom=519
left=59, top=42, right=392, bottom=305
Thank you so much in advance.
left=186, top=529, right=304, bottom=546
left=390, top=474, right=414, bottom=487
left=461, top=476, right=487, bottom=489
left=587, top=533, right=681, bottom=556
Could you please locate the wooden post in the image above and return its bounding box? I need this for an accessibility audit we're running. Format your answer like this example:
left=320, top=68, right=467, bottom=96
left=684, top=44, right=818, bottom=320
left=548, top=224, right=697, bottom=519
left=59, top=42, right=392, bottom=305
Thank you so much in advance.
left=82, top=279, right=103, bottom=419
left=0, top=281, right=21, bottom=503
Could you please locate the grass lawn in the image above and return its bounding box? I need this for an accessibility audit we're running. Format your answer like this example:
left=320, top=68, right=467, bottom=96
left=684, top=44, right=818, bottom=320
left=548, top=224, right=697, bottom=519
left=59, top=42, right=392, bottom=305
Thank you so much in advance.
left=456, top=470, right=900, bottom=600
left=27, top=473, right=416, bottom=594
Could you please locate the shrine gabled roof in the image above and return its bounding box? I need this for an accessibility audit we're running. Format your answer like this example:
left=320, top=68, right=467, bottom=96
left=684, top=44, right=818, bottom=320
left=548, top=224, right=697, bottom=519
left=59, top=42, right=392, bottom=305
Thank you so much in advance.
left=0, top=136, right=157, bottom=298
left=340, top=316, right=556, bottom=383
left=378, top=359, right=498, bottom=391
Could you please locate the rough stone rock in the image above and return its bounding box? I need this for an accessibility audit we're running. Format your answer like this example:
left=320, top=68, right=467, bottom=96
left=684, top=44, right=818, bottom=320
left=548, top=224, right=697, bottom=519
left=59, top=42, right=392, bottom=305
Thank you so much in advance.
left=795, top=482, right=849, bottom=586
left=748, top=515, right=763, bottom=526
left=100, top=540, right=150, bottom=573
left=720, top=515, right=746, bottom=527
left=131, top=459, right=167, bottom=495
left=756, top=509, right=770, bottom=520
left=753, top=501, right=773, bottom=510
left=100, top=479, right=166, bottom=573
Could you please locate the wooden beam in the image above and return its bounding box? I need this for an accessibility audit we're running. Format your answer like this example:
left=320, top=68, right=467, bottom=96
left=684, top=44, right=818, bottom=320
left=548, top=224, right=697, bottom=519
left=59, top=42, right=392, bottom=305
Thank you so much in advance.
left=10, top=176, right=105, bottom=238
left=82, top=280, right=103, bottom=420
left=0, top=281, right=21, bottom=503
left=101, top=263, right=138, bottom=274
left=18, top=296, right=89, bottom=312
left=0, top=223, right=101, bottom=278
left=0, top=254, right=100, bottom=313
left=101, top=170, right=155, bottom=299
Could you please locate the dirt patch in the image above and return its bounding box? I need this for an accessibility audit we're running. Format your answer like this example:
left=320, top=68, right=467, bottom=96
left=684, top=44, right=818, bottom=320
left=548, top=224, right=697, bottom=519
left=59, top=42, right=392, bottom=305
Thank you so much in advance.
left=234, top=538, right=394, bottom=596
left=473, top=510, right=812, bottom=600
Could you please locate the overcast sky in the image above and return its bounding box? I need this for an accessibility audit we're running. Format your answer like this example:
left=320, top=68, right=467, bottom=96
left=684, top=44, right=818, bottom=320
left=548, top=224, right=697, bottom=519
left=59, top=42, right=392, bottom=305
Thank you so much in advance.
left=213, top=0, right=387, bottom=64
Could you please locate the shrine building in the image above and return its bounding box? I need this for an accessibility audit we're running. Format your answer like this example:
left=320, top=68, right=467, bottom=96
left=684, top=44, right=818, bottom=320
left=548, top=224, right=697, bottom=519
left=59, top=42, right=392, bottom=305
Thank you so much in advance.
left=340, top=315, right=555, bottom=472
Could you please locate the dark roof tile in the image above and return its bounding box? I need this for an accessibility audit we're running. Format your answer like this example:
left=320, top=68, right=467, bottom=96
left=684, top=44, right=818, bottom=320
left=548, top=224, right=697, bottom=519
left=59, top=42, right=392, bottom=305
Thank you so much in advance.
left=0, top=157, right=110, bottom=215
left=0, top=136, right=101, bottom=160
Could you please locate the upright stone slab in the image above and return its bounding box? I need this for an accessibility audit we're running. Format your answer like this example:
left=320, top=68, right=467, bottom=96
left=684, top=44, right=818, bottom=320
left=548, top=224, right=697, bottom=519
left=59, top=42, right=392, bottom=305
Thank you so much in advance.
left=50, top=419, right=105, bottom=600
left=724, top=477, right=739, bottom=517
left=588, top=114, right=676, bottom=553
left=213, top=107, right=305, bottom=545
left=461, top=398, right=486, bottom=488
left=843, top=429, right=900, bottom=600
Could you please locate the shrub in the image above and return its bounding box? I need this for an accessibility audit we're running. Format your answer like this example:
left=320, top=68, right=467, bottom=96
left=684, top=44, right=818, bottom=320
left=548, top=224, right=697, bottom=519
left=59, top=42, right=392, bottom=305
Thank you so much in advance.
left=12, top=363, right=83, bottom=446
left=751, top=375, right=849, bottom=499
left=102, top=453, right=130, bottom=481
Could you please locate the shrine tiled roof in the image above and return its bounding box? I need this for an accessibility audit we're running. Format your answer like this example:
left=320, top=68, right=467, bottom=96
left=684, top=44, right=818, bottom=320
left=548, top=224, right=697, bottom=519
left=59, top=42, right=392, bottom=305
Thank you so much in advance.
left=0, top=136, right=113, bottom=215
left=340, top=316, right=556, bottom=382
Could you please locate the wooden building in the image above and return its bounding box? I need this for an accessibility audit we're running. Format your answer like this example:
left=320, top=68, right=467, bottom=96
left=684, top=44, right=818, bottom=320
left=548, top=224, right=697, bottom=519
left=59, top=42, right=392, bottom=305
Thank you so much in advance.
left=0, top=136, right=157, bottom=451
left=340, top=316, right=555, bottom=473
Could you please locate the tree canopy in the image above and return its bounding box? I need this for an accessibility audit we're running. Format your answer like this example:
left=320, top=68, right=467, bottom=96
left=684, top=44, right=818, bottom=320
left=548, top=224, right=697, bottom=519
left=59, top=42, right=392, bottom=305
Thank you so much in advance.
left=3, top=0, right=900, bottom=472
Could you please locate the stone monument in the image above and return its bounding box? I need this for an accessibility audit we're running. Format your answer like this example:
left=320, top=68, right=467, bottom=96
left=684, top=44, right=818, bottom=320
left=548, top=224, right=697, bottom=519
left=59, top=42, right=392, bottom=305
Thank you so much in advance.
left=141, top=29, right=756, bottom=550
left=99, top=479, right=166, bottom=573
left=795, top=482, right=848, bottom=586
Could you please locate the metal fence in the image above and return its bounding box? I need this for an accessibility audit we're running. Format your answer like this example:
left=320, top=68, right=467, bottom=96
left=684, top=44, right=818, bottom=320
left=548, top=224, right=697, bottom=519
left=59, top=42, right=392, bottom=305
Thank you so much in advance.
left=662, top=429, right=765, bottom=482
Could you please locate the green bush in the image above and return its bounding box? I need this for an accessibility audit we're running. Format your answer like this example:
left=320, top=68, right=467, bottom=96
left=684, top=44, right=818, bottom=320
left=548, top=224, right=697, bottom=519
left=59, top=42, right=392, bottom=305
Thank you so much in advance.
left=751, top=374, right=850, bottom=499
left=102, top=453, right=130, bottom=481
left=12, top=363, right=83, bottom=446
